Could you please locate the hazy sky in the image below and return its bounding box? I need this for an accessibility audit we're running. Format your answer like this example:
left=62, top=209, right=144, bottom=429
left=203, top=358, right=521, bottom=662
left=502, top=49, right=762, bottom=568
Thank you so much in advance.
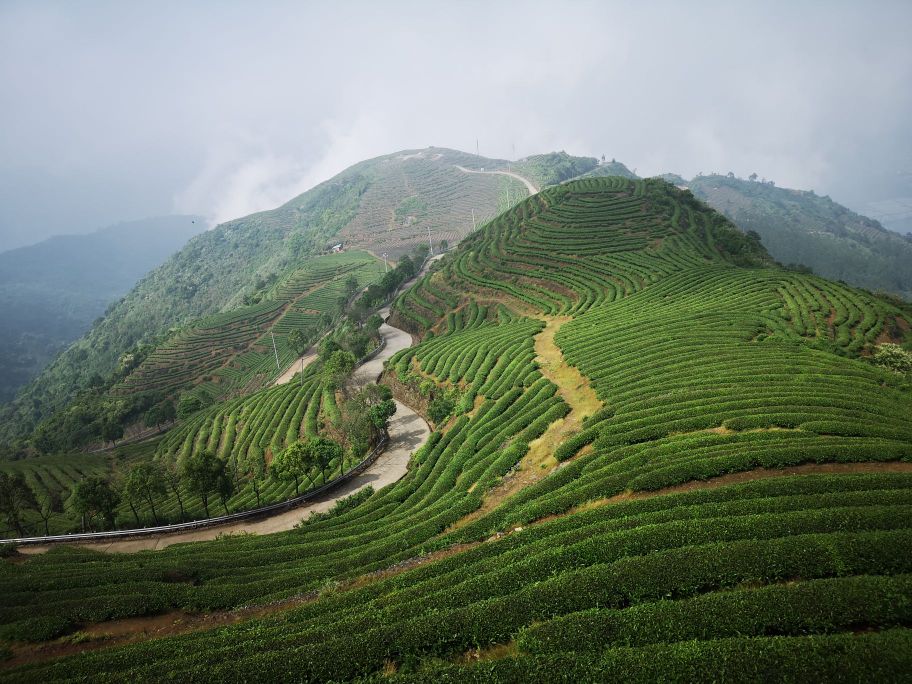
left=1, top=0, right=910, bottom=251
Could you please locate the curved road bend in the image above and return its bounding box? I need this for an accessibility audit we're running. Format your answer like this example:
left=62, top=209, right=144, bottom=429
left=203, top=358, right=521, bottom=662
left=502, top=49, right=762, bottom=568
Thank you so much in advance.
left=454, top=165, right=538, bottom=195
left=20, top=316, right=430, bottom=555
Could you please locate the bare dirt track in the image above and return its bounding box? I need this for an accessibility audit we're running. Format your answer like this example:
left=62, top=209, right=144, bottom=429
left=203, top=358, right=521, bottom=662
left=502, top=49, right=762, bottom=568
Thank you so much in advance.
left=450, top=316, right=600, bottom=529
left=273, top=350, right=318, bottom=386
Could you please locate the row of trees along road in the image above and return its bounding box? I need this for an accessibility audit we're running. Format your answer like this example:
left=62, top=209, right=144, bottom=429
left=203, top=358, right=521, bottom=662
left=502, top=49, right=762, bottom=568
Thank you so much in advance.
left=0, top=247, right=419, bottom=537
left=0, top=379, right=398, bottom=537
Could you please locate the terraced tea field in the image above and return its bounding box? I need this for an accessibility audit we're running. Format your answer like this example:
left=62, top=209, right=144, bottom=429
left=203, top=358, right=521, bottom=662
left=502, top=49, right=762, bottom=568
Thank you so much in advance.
left=0, top=371, right=348, bottom=536
left=114, top=251, right=384, bottom=401
left=2, top=177, right=911, bottom=681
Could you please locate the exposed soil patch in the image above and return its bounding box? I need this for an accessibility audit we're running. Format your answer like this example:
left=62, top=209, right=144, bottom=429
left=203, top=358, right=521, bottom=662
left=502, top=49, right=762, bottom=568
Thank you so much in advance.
left=876, top=315, right=911, bottom=345
left=449, top=316, right=601, bottom=530
left=3, top=541, right=480, bottom=670
left=3, top=604, right=295, bottom=669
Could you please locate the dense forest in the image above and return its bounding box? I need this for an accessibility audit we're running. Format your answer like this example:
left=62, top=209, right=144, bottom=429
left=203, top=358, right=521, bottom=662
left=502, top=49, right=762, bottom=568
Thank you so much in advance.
left=0, top=216, right=202, bottom=403
left=688, top=174, right=912, bottom=300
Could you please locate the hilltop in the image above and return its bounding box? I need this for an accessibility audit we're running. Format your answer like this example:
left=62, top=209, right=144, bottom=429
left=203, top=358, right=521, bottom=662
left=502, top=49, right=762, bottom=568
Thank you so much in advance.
left=0, top=148, right=558, bottom=447
left=510, top=164, right=912, bottom=303
left=3, top=148, right=910, bottom=457
left=0, top=216, right=203, bottom=403
left=2, top=177, right=910, bottom=680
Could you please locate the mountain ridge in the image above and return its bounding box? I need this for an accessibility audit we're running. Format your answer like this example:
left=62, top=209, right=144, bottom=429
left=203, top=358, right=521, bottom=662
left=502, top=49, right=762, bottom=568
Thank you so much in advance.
left=3, top=148, right=910, bottom=452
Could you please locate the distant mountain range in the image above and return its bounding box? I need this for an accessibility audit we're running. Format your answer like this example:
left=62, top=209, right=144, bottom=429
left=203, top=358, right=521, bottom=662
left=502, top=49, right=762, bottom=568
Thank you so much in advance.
left=0, top=215, right=203, bottom=402
left=683, top=174, right=912, bottom=300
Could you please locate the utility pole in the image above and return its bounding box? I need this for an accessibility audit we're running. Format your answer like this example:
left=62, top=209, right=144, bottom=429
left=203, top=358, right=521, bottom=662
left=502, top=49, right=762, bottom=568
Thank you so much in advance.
left=382, top=252, right=389, bottom=272
left=476, top=138, right=479, bottom=157
left=270, top=331, right=281, bottom=372
left=471, top=208, right=477, bottom=232
left=427, top=226, right=433, bottom=255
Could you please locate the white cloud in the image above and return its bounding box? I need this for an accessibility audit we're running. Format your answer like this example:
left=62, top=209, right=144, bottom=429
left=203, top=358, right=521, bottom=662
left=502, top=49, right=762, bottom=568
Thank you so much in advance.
left=1, top=0, right=911, bottom=249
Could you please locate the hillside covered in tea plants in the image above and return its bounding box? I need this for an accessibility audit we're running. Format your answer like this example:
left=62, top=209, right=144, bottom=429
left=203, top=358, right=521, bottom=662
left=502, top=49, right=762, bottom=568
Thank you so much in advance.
left=2, top=176, right=911, bottom=681
left=0, top=148, right=546, bottom=449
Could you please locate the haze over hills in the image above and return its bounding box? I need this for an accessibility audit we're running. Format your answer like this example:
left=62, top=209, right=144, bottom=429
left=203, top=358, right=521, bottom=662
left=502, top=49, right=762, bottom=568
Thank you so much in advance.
left=2, top=4, right=911, bottom=679
left=0, top=215, right=203, bottom=403
left=686, top=174, right=912, bottom=300
left=0, top=148, right=535, bottom=447
left=2, top=176, right=910, bottom=680
left=2, top=147, right=911, bottom=453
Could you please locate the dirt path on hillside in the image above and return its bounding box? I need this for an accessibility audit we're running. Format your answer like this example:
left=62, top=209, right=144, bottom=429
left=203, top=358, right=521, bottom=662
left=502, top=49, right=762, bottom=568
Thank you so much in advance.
left=451, top=316, right=600, bottom=529
left=20, top=313, right=429, bottom=555
left=273, top=351, right=319, bottom=386
left=454, top=165, right=538, bottom=195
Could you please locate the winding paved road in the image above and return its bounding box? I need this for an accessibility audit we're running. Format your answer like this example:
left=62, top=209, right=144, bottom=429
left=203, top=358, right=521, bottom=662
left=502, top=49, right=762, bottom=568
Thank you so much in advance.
left=455, top=165, right=538, bottom=195
left=20, top=313, right=429, bottom=555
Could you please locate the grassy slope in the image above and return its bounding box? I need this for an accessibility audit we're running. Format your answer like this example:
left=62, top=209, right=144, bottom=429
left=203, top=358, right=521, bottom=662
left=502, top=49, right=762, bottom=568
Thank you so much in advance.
left=3, top=178, right=911, bottom=680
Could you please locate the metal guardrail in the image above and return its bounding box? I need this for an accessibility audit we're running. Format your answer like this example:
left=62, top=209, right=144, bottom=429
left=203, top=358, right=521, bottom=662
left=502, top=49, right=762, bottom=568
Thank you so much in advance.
left=359, top=336, right=386, bottom=365
left=4, top=435, right=388, bottom=546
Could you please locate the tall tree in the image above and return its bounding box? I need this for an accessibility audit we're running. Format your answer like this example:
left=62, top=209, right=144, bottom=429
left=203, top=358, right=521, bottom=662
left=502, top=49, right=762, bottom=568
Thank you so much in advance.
left=323, top=350, right=356, bottom=390
left=161, top=461, right=186, bottom=522
left=341, top=384, right=395, bottom=456
left=216, top=469, right=234, bottom=516
left=35, top=488, right=63, bottom=536
left=145, top=400, right=176, bottom=429
left=121, top=474, right=143, bottom=526
left=344, top=274, right=360, bottom=298
left=308, top=436, right=343, bottom=484
left=123, top=463, right=167, bottom=525
left=368, top=399, right=397, bottom=439
left=69, top=477, right=120, bottom=532
left=182, top=451, right=225, bottom=518
left=288, top=329, right=309, bottom=386
left=101, top=420, right=124, bottom=447
left=365, top=314, right=383, bottom=336
left=271, top=440, right=313, bottom=495
left=248, top=462, right=267, bottom=508
left=0, top=473, right=38, bottom=537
